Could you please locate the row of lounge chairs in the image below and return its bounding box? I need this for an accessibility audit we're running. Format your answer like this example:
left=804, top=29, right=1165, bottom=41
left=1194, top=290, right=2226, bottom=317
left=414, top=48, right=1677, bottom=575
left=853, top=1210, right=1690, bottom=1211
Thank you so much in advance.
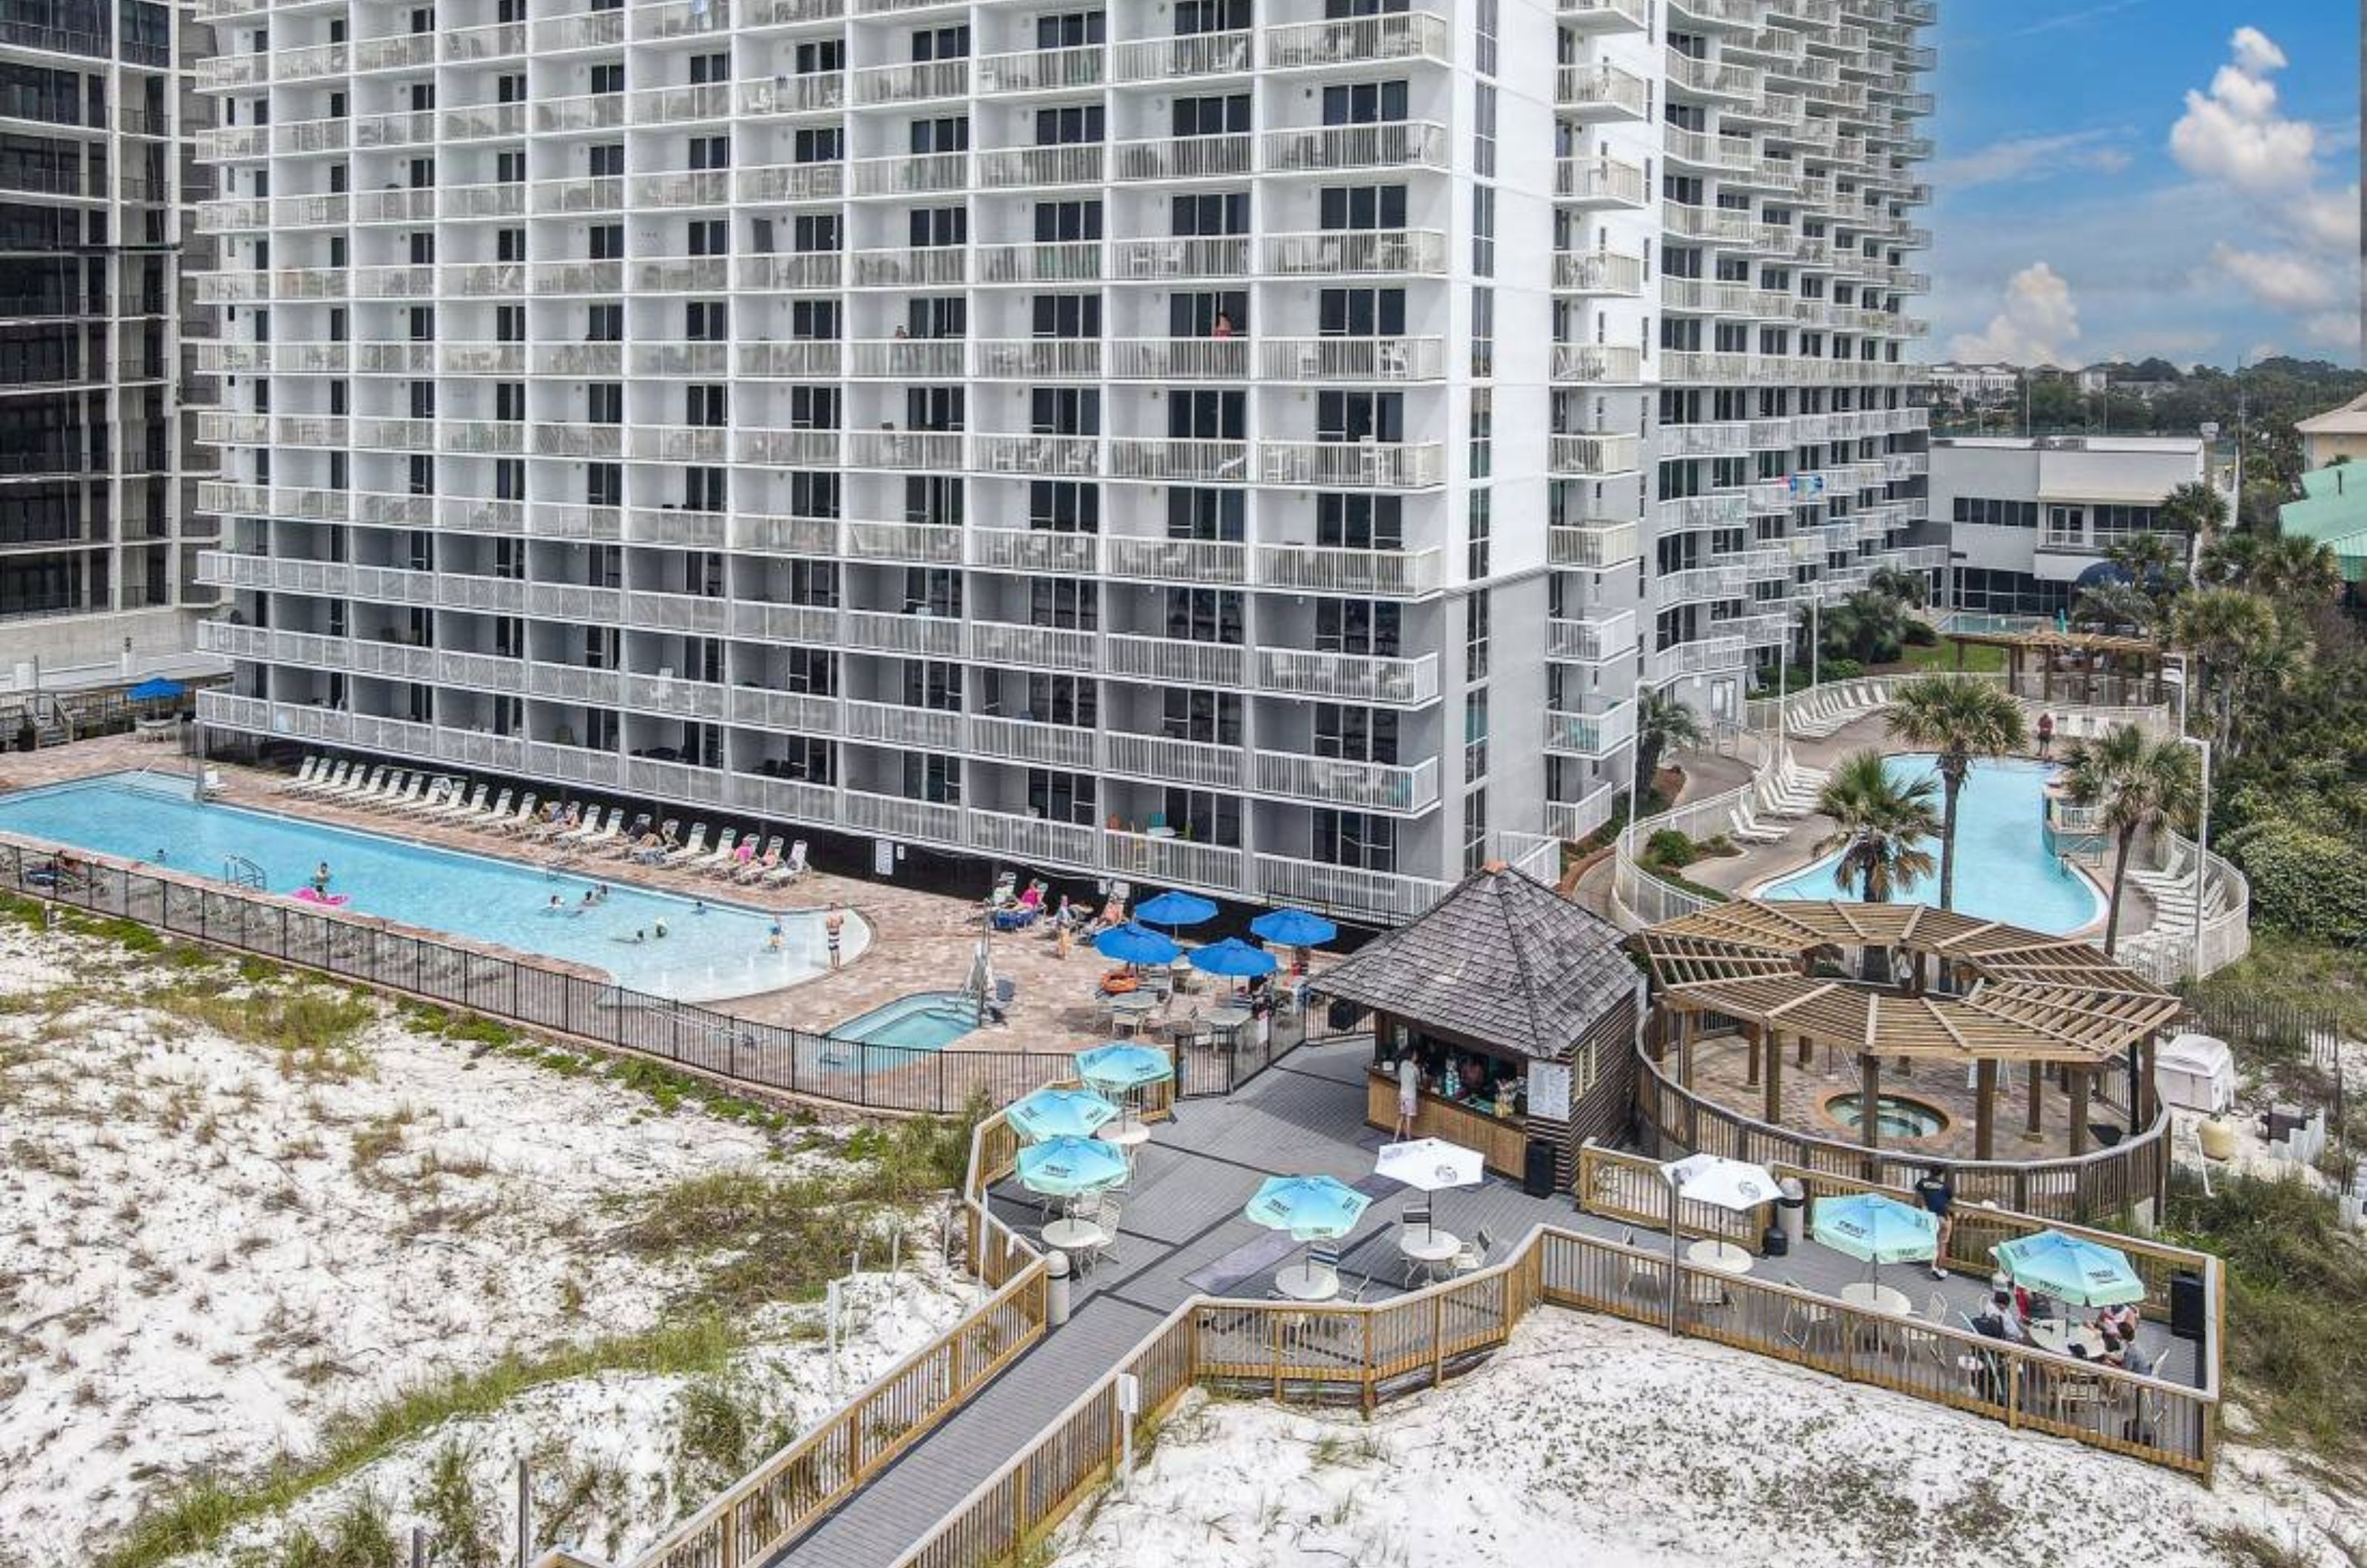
left=1784, top=680, right=1893, bottom=740
left=1725, top=746, right=1831, bottom=843
left=271, top=755, right=810, bottom=884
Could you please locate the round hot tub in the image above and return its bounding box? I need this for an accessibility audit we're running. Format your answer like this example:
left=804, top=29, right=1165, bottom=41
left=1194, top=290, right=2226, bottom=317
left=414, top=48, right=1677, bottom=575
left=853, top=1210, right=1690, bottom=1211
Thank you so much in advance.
left=1824, top=1092, right=1951, bottom=1141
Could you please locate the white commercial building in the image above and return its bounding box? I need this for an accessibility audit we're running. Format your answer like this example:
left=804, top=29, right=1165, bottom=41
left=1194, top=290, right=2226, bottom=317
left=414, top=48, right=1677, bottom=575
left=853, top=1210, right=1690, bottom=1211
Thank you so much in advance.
left=186, top=0, right=1934, bottom=927
left=1924, top=435, right=2206, bottom=618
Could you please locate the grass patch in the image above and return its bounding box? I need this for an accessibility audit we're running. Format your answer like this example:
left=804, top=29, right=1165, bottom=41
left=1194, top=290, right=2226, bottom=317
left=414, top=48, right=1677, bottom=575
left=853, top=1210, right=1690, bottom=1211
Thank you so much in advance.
left=154, top=984, right=378, bottom=1081
left=1898, top=638, right=2008, bottom=676
left=2163, top=1171, right=2367, bottom=1477
left=101, top=1319, right=743, bottom=1568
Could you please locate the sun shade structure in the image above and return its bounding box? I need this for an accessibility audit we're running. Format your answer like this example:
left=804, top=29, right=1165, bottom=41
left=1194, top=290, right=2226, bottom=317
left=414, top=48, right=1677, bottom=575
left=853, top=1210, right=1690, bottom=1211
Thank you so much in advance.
left=1004, top=1087, right=1118, bottom=1143
left=1093, top=922, right=1182, bottom=967
left=1635, top=899, right=2179, bottom=1067
left=1243, top=1175, right=1371, bottom=1240
left=1073, top=1041, right=1176, bottom=1092
left=1251, top=908, right=1338, bottom=948
left=1188, top=936, right=1277, bottom=979
left=1811, top=1192, right=1940, bottom=1267
left=1015, top=1135, right=1130, bottom=1198
left=1134, top=890, right=1218, bottom=930
left=1993, top=1229, right=2146, bottom=1308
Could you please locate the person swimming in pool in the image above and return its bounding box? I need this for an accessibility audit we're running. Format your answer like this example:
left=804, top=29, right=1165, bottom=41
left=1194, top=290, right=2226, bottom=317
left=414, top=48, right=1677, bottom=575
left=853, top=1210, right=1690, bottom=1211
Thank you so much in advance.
left=766, top=919, right=783, bottom=952
left=692, top=899, right=706, bottom=916
left=547, top=894, right=563, bottom=913
left=311, top=861, right=332, bottom=894
left=653, top=919, right=668, bottom=939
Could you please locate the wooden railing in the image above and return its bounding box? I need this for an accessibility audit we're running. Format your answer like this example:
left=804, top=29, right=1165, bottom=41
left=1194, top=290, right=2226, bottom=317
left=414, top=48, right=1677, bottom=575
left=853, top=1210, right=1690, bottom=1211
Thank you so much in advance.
left=1632, top=1051, right=2171, bottom=1223
left=891, top=1217, right=2222, bottom=1566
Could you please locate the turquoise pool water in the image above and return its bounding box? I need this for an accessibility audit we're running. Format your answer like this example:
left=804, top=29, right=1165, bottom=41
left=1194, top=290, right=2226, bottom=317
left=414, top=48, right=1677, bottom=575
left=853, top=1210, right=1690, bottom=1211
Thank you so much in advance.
left=0, top=774, right=865, bottom=1001
left=1762, top=753, right=2104, bottom=934
left=834, top=990, right=982, bottom=1052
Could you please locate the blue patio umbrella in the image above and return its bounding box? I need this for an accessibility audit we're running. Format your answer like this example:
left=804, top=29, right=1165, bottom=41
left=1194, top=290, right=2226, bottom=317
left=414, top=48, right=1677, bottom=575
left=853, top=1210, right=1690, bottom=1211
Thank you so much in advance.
left=1074, top=1041, right=1176, bottom=1092
left=1243, top=1174, right=1371, bottom=1240
left=1005, top=1086, right=1118, bottom=1143
left=1250, top=908, right=1337, bottom=948
left=1016, top=1135, right=1131, bottom=1198
left=1992, top=1229, right=2146, bottom=1308
left=1093, top=922, right=1181, bottom=967
left=1811, top=1192, right=1940, bottom=1269
left=1135, top=889, right=1218, bottom=931
left=1189, top=937, right=1278, bottom=980
left=126, top=677, right=185, bottom=703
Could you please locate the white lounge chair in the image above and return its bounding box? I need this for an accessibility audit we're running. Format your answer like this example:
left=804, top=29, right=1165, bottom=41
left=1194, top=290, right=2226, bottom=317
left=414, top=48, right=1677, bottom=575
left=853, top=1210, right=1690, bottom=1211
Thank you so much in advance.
left=761, top=839, right=808, bottom=885
left=490, top=793, right=540, bottom=835
left=661, top=824, right=711, bottom=867
left=377, top=774, right=428, bottom=814
left=294, top=760, right=348, bottom=798
left=326, top=764, right=384, bottom=804
left=689, top=828, right=740, bottom=876
left=733, top=835, right=784, bottom=882
left=430, top=782, right=488, bottom=821
left=532, top=805, right=585, bottom=843
left=456, top=785, right=508, bottom=827
left=1729, top=800, right=1787, bottom=844
left=561, top=805, right=620, bottom=848
left=351, top=768, right=404, bottom=810
left=278, top=757, right=322, bottom=793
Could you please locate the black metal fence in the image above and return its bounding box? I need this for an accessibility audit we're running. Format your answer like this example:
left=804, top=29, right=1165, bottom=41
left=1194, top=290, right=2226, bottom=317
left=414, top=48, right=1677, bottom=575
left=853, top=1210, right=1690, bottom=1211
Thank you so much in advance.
left=0, top=839, right=1279, bottom=1115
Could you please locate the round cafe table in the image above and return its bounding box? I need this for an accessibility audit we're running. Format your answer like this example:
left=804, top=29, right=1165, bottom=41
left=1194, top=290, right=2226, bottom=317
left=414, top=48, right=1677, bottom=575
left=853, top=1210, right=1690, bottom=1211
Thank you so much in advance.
left=1042, top=1217, right=1108, bottom=1253
left=1399, top=1229, right=1462, bottom=1288
left=1095, top=1120, right=1151, bottom=1150
left=1685, top=1239, right=1755, bottom=1275
left=1274, top=1261, right=1340, bottom=1302
left=2029, top=1318, right=2109, bottom=1359
left=1840, top=1281, right=1914, bottom=1317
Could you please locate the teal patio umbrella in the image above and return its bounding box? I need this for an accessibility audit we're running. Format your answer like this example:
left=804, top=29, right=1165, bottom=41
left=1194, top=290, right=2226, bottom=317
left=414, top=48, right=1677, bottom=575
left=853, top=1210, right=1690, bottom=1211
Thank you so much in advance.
left=1992, top=1230, right=2146, bottom=1308
left=1811, top=1191, right=1939, bottom=1283
left=1016, top=1135, right=1131, bottom=1201
left=1075, top=1041, right=1176, bottom=1132
left=1243, top=1174, right=1371, bottom=1240
left=1004, top=1087, right=1117, bottom=1143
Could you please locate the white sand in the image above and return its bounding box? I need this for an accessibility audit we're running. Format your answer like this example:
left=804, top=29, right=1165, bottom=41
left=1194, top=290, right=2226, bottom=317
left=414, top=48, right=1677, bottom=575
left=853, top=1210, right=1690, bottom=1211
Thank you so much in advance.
left=1050, top=1312, right=2359, bottom=1568
left=0, top=922, right=970, bottom=1566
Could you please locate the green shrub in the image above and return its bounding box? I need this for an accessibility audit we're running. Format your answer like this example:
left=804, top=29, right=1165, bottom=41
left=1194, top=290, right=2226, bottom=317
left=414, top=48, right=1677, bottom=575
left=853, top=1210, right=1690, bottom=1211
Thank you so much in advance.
left=1644, top=828, right=1697, bottom=869
left=2221, top=820, right=2367, bottom=944
left=1820, top=656, right=1865, bottom=682
left=1902, top=619, right=1938, bottom=646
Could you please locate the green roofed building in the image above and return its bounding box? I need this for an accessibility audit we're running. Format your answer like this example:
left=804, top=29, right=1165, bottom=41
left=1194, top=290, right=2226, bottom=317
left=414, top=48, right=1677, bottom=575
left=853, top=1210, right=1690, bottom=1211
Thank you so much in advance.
left=2278, top=464, right=2367, bottom=587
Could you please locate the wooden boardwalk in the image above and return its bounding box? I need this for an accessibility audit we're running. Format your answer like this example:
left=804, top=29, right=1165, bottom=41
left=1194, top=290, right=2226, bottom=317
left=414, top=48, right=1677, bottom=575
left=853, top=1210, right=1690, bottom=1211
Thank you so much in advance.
left=771, top=1040, right=2198, bottom=1567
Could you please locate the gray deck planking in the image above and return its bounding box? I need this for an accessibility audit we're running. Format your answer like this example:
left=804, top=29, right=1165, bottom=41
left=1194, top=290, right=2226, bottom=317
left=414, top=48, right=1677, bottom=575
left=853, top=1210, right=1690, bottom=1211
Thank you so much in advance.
left=771, top=1039, right=2198, bottom=1567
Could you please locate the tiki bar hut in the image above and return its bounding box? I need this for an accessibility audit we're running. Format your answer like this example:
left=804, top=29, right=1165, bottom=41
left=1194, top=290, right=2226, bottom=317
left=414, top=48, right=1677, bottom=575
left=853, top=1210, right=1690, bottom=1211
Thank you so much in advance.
left=1633, top=899, right=2184, bottom=1219
left=1309, top=865, right=1641, bottom=1191
left=1943, top=624, right=2169, bottom=710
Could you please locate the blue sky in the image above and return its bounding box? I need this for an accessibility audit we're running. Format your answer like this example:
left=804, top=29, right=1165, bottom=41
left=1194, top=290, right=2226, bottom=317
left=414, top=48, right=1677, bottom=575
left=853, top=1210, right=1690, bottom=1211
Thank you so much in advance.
left=1928, top=1, right=2359, bottom=368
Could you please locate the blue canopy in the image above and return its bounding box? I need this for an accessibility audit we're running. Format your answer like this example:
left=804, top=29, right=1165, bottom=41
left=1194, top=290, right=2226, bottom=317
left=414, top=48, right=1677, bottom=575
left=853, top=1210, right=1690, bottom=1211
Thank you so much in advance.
left=1993, top=1230, right=2146, bottom=1308
left=1005, top=1087, right=1117, bottom=1143
left=126, top=677, right=186, bottom=701
left=1189, top=936, right=1277, bottom=979
left=1016, top=1135, right=1131, bottom=1197
left=1243, top=1175, right=1370, bottom=1240
left=1094, top=922, right=1181, bottom=967
left=1250, top=908, right=1337, bottom=948
left=1135, top=890, right=1218, bottom=929
left=1075, top=1041, right=1177, bottom=1092
left=1811, top=1192, right=1939, bottom=1266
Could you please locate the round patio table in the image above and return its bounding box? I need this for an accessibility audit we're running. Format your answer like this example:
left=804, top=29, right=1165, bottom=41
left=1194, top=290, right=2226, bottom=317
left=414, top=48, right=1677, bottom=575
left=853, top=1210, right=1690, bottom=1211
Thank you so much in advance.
left=1109, top=993, right=1160, bottom=1035
left=2029, top=1319, right=2108, bottom=1359
left=1399, top=1229, right=1462, bottom=1288
left=1095, top=1120, right=1151, bottom=1149
left=1840, top=1282, right=1914, bottom=1317
left=1043, top=1217, right=1109, bottom=1253
left=1685, top=1239, right=1755, bottom=1275
left=1274, top=1262, right=1340, bottom=1302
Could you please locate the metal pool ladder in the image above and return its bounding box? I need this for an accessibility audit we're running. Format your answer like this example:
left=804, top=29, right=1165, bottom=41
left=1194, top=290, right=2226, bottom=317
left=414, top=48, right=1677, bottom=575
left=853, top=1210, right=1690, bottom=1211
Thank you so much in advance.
left=223, top=855, right=265, bottom=891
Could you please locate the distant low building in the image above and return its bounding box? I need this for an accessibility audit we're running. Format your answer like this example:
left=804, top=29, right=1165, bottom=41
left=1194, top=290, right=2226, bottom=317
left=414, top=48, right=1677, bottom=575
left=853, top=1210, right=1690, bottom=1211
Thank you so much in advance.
left=1928, top=362, right=2020, bottom=404
left=2297, top=393, right=2367, bottom=470
left=1920, top=436, right=2209, bottom=617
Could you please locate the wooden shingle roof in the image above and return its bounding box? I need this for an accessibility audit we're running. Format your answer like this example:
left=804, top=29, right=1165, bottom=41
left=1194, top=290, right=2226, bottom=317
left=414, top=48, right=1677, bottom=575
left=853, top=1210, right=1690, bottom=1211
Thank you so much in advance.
left=1308, top=867, right=1636, bottom=1061
left=1633, top=899, right=2179, bottom=1066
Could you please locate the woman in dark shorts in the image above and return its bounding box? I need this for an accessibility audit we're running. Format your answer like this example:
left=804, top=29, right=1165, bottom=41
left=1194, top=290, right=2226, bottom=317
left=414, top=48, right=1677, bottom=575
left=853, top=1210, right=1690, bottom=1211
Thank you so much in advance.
left=1914, top=1166, right=1955, bottom=1280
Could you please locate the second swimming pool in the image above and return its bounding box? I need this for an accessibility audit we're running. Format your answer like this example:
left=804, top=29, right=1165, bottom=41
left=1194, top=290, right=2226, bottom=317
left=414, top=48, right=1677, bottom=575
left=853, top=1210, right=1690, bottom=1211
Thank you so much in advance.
left=1760, top=753, right=2104, bottom=935
left=0, top=773, right=866, bottom=1001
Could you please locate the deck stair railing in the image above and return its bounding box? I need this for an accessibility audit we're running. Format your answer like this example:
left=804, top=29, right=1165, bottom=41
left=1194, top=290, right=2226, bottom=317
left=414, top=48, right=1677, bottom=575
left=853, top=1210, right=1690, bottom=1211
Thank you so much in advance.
left=221, top=854, right=265, bottom=891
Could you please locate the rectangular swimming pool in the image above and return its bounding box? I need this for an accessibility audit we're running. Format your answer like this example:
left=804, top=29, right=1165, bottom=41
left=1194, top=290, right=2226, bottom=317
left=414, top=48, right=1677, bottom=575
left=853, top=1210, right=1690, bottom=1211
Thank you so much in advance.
left=834, top=990, right=983, bottom=1053
left=0, top=773, right=863, bottom=1001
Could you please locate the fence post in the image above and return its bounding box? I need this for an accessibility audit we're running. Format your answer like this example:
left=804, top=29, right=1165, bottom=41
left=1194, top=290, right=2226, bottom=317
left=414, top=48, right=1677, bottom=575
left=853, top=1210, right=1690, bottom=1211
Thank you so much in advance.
left=1431, top=1294, right=1447, bottom=1388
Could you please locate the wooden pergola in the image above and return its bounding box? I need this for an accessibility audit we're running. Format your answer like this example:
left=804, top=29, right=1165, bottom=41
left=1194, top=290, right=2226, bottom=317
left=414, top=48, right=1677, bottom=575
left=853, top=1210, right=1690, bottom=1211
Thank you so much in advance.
left=1945, top=626, right=2167, bottom=709
left=1634, top=900, right=2182, bottom=1159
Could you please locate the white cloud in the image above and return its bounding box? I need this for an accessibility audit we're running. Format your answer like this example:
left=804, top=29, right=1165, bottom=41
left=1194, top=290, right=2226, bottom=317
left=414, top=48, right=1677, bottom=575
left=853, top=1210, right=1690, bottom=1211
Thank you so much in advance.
left=1929, top=129, right=2133, bottom=190
left=2304, top=313, right=2362, bottom=353
left=1948, top=263, right=2082, bottom=364
left=2211, top=244, right=2341, bottom=311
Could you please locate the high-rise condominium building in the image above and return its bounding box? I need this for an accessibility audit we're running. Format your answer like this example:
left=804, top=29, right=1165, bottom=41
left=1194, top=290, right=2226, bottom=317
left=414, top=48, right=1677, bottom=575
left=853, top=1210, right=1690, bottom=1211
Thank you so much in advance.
left=189, top=0, right=1934, bottom=927
left=0, top=0, right=215, bottom=680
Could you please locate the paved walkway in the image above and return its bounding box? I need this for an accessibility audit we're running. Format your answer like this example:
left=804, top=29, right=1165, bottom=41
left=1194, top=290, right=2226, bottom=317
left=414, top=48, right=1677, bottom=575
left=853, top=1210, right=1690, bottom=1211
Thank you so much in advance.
left=769, top=1039, right=2198, bottom=1567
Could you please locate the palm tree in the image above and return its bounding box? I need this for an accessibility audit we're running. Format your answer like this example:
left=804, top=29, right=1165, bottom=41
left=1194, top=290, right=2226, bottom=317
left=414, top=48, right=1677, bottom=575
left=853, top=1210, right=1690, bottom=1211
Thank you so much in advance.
left=1814, top=748, right=1940, bottom=905
left=2156, top=480, right=2227, bottom=544
left=1885, top=675, right=2028, bottom=910
left=2170, top=587, right=2279, bottom=746
left=2070, top=581, right=2156, bottom=637
left=1632, top=686, right=1706, bottom=805
left=2105, top=531, right=2189, bottom=615
left=1820, top=589, right=1914, bottom=666
left=1866, top=564, right=1930, bottom=609
left=2059, top=724, right=2201, bottom=956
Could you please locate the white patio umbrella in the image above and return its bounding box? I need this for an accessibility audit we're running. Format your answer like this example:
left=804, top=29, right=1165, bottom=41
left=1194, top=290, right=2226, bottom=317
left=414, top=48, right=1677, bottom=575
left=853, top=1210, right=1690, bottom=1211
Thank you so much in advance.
left=1658, top=1153, right=1780, bottom=1334
left=1374, top=1138, right=1484, bottom=1242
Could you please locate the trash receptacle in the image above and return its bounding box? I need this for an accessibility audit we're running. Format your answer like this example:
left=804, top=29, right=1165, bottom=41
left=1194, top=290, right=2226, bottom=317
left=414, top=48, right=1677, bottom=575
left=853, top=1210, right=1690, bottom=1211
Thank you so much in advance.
left=1762, top=1222, right=1789, bottom=1258
left=1047, top=1249, right=1073, bottom=1328
left=1523, top=1138, right=1557, bottom=1198
left=1778, top=1177, right=1806, bottom=1249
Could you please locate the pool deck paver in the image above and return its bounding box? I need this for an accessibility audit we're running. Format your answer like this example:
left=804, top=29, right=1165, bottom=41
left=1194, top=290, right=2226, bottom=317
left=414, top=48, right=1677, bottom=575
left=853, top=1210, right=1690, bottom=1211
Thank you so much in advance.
left=766, top=1038, right=2201, bottom=1568
left=0, top=737, right=1297, bottom=1054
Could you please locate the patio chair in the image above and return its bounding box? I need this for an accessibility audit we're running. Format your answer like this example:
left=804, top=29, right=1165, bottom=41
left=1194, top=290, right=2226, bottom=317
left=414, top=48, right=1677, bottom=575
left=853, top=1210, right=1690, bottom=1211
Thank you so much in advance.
left=462, top=787, right=510, bottom=828
left=293, top=760, right=344, bottom=797
left=760, top=839, right=809, bottom=884
left=491, top=793, right=538, bottom=835
left=661, top=824, right=710, bottom=867
left=278, top=757, right=321, bottom=793
left=735, top=835, right=784, bottom=882
left=1453, top=1227, right=1497, bottom=1276
left=1779, top=1277, right=1837, bottom=1351
left=691, top=827, right=742, bottom=875
left=627, top=819, right=678, bottom=862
